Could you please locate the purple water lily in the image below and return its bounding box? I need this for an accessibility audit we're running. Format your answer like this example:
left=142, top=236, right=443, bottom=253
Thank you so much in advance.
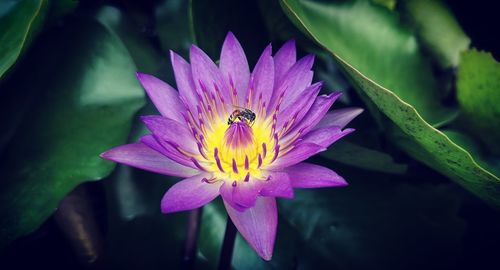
left=101, top=32, right=362, bottom=260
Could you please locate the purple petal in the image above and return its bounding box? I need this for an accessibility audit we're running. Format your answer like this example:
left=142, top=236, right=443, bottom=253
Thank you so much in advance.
left=269, top=54, right=314, bottom=113
left=234, top=179, right=264, bottom=208
left=286, top=92, right=342, bottom=137
left=161, top=173, right=222, bottom=213
left=100, top=142, right=198, bottom=178
left=219, top=181, right=246, bottom=212
left=260, top=171, right=294, bottom=199
left=315, top=107, right=364, bottom=130
left=190, top=45, right=231, bottom=104
left=220, top=32, right=250, bottom=104
left=284, top=162, right=347, bottom=188
left=276, top=81, right=322, bottom=131
left=274, top=40, right=296, bottom=85
left=141, top=115, right=197, bottom=153
left=224, top=196, right=277, bottom=261
left=302, top=126, right=355, bottom=148
left=250, top=44, right=274, bottom=109
left=265, top=143, right=325, bottom=170
left=141, top=135, right=195, bottom=169
left=136, top=73, right=186, bottom=123
left=170, top=51, right=198, bottom=114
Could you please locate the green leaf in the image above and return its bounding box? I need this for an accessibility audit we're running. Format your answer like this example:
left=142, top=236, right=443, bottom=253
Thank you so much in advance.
left=0, top=0, right=48, bottom=81
left=457, top=49, right=500, bottom=155
left=280, top=0, right=456, bottom=126
left=0, top=17, right=145, bottom=247
left=321, top=141, right=408, bottom=174
left=443, top=130, right=500, bottom=177
left=399, top=0, right=470, bottom=68
left=280, top=0, right=500, bottom=207
left=371, top=0, right=396, bottom=10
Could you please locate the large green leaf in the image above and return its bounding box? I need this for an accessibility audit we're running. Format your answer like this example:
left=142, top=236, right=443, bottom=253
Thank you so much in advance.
left=280, top=0, right=500, bottom=207
left=0, top=0, right=47, bottom=80
left=0, top=17, right=145, bottom=247
left=281, top=0, right=456, bottom=126
left=457, top=49, right=500, bottom=155
left=399, top=0, right=470, bottom=68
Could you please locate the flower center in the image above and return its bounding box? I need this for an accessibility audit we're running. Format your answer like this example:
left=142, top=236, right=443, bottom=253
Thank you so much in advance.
left=201, top=109, right=276, bottom=182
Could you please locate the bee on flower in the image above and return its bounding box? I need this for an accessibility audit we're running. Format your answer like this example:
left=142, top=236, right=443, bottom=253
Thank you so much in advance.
left=101, top=32, right=362, bottom=260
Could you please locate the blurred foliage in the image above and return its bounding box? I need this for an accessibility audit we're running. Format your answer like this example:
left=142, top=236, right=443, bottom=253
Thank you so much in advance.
left=0, top=15, right=144, bottom=246
left=0, top=0, right=499, bottom=269
left=399, top=0, right=470, bottom=68
left=0, top=0, right=48, bottom=80
left=457, top=49, right=500, bottom=155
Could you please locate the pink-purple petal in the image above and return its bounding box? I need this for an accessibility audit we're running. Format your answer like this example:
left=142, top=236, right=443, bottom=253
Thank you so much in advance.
left=286, top=92, right=342, bottom=137
left=190, top=45, right=231, bottom=104
left=260, top=171, right=294, bottom=199
left=269, top=54, right=314, bottom=113
left=274, top=40, right=296, bottom=85
left=265, top=143, right=325, bottom=170
left=161, top=174, right=222, bottom=213
left=136, top=73, right=186, bottom=123
left=284, top=162, right=347, bottom=188
left=250, top=44, right=274, bottom=109
left=219, top=181, right=247, bottom=212
left=141, top=115, right=197, bottom=153
left=170, top=51, right=198, bottom=113
left=302, top=126, right=355, bottom=148
left=141, top=135, right=196, bottom=169
left=224, top=196, right=277, bottom=261
left=276, top=81, right=322, bottom=131
left=233, top=179, right=264, bottom=208
left=315, top=107, right=364, bottom=130
left=100, top=142, right=198, bottom=178
left=220, top=32, right=250, bottom=103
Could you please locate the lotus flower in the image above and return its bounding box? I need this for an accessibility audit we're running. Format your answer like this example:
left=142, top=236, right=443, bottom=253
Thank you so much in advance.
left=101, top=32, right=362, bottom=260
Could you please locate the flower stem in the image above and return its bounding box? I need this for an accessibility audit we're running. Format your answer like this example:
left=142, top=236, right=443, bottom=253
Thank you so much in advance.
left=218, top=216, right=237, bottom=270
left=182, top=208, right=203, bottom=269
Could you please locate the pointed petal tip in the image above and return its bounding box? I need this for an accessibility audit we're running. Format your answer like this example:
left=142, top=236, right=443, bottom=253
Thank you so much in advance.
left=99, top=148, right=119, bottom=161
left=353, top=107, right=364, bottom=116
left=139, top=115, right=156, bottom=124
left=344, top=127, right=356, bottom=134
left=330, top=91, right=343, bottom=98
left=225, top=31, right=236, bottom=40
left=135, top=71, right=145, bottom=80
left=263, top=43, right=273, bottom=55
left=170, top=50, right=185, bottom=64
left=303, top=54, right=315, bottom=66
left=285, top=39, right=295, bottom=46
left=259, top=250, right=273, bottom=261
left=99, top=151, right=108, bottom=159
left=313, top=80, right=325, bottom=89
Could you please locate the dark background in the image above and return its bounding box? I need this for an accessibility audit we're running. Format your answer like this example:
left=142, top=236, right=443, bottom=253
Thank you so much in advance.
left=1, top=0, right=499, bottom=269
